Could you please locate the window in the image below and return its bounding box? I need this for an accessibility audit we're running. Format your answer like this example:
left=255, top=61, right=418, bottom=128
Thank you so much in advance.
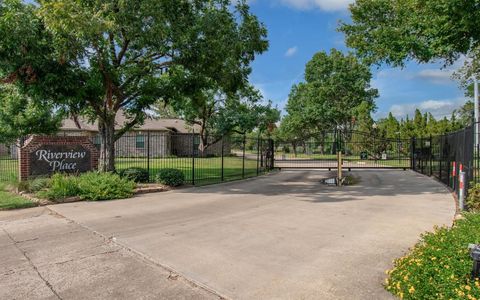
left=136, top=135, right=145, bottom=149
left=92, top=135, right=101, bottom=149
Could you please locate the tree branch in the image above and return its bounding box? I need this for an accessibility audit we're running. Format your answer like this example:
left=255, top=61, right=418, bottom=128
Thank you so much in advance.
left=114, top=115, right=142, bottom=141
left=108, top=33, right=117, bottom=64
left=117, top=38, right=130, bottom=65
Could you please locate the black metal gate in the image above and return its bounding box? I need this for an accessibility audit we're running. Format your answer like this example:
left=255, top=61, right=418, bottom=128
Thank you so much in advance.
left=274, top=130, right=411, bottom=170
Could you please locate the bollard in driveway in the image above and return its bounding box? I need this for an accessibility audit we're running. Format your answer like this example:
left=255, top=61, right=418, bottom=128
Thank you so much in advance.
left=459, top=171, right=466, bottom=211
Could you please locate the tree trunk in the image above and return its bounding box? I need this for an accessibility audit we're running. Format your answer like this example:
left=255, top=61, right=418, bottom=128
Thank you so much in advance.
left=99, top=117, right=116, bottom=172
left=292, top=142, right=297, bottom=158
left=319, top=133, right=325, bottom=155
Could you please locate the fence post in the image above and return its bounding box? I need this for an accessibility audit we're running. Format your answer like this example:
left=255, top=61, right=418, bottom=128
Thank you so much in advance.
left=269, top=139, right=275, bottom=170
left=439, top=135, right=443, bottom=183
left=411, top=137, right=416, bottom=170
left=429, top=135, right=433, bottom=176
left=256, top=134, right=260, bottom=176
left=242, top=134, right=246, bottom=178
left=221, top=136, right=224, bottom=182
left=397, top=135, right=401, bottom=166
left=192, top=133, right=195, bottom=185
left=147, top=131, right=151, bottom=182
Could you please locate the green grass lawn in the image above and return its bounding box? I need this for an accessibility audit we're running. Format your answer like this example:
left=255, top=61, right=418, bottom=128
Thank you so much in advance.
left=0, top=183, right=36, bottom=210
left=116, top=156, right=265, bottom=185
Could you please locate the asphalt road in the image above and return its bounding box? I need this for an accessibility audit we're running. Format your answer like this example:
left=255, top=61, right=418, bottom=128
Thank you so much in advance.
left=41, top=169, right=456, bottom=300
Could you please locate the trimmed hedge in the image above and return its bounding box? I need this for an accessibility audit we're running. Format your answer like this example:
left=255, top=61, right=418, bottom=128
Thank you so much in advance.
left=119, top=167, right=149, bottom=183
left=155, top=168, right=185, bottom=187
left=385, top=213, right=480, bottom=299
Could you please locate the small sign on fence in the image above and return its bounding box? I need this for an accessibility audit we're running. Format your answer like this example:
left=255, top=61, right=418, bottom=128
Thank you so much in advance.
left=19, top=136, right=99, bottom=181
left=360, top=151, right=368, bottom=160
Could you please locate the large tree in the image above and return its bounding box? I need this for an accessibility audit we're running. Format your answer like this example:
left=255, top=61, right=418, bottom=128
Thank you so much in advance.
left=171, top=86, right=279, bottom=151
left=0, top=0, right=267, bottom=171
left=281, top=49, right=378, bottom=134
left=339, top=0, right=480, bottom=77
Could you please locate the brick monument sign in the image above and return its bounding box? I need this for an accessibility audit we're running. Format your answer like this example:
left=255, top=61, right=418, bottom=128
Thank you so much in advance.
left=19, top=136, right=99, bottom=181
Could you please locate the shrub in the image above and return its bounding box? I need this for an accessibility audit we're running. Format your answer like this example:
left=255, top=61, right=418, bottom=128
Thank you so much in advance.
left=155, top=168, right=185, bottom=187
left=37, top=174, right=79, bottom=201
left=29, top=177, right=51, bottom=193
left=17, top=177, right=51, bottom=193
left=77, top=172, right=136, bottom=201
left=467, top=183, right=480, bottom=211
left=119, top=167, right=149, bottom=183
left=385, top=213, right=480, bottom=299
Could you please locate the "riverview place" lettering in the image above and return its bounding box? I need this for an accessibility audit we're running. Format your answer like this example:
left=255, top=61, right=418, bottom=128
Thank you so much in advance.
left=20, top=136, right=97, bottom=181
left=35, top=149, right=88, bottom=171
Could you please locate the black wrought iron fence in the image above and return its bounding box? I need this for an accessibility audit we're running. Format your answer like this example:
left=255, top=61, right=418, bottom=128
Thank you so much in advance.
left=0, top=144, right=18, bottom=182
left=112, top=132, right=273, bottom=185
left=412, top=123, right=477, bottom=201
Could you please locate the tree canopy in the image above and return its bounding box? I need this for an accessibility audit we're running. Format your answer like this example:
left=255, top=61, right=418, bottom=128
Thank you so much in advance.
left=278, top=49, right=378, bottom=141
left=0, top=84, right=61, bottom=144
left=339, top=0, right=480, bottom=77
left=170, top=86, right=280, bottom=150
left=0, top=0, right=268, bottom=171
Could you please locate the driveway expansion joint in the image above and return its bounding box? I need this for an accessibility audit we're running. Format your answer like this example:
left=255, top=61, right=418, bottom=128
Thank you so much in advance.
left=46, top=206, right=229, bottom=300
left=1, top=227, right=63, bottom=300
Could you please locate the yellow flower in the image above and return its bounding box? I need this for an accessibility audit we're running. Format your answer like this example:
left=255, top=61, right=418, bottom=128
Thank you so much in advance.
left=475, top=281, right=480, bottom=287
left=465, top=285, right=472, bottom=291
left=409, top=286, right=415, bottom=294
left=404, top=275, right=409, bottom=281
left=399, top=292, right=404, bottom=299
left=458, top=290, right=466, bottom=297
left=431, top=257, right=437, bottom=260
left=396, top=282, right=401, bottom=290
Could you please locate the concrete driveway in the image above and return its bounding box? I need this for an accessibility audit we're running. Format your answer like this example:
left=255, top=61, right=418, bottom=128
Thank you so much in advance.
left=44, top=170, right=455, bottom=300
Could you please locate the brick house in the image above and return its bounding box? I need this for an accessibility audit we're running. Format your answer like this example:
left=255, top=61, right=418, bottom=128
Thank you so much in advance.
left=59, top=113, right=227, bottom=158
left=0, top=112, right=228, bottom=159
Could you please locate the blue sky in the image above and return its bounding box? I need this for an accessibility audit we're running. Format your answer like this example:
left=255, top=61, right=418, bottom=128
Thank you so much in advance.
left=247, top=0, right=468, bottom=120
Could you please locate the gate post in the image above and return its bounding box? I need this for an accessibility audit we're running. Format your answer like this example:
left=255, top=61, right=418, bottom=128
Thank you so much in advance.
left=191, top=133, right=195, bottom=185
left=242, top=134, right=246, bottom=178
left=411, top=137, right=416, bottom=170
left=269, top=138, right=274, bottom=170
left=147, top=131, right=150, bottom=182
left=430, top=135, right=433, bottom=176
left=256, top=135, right=260, bottom=176
left=337, top=151, right=343, bottom=186
left=221, top=136, right=224, bottom=182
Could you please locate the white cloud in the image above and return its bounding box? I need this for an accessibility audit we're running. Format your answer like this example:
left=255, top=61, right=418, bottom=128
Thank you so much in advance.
left=416, top=69, right=454, bottom=84
left=387, top=98, right=467, bottom=120
left=277, top=0, right=353, bottom=11
left=285, top=46, right=298, bottom=57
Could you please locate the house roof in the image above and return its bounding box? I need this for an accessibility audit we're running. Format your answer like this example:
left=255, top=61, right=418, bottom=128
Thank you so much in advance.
left=61, top=112, right=199, bottom=134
